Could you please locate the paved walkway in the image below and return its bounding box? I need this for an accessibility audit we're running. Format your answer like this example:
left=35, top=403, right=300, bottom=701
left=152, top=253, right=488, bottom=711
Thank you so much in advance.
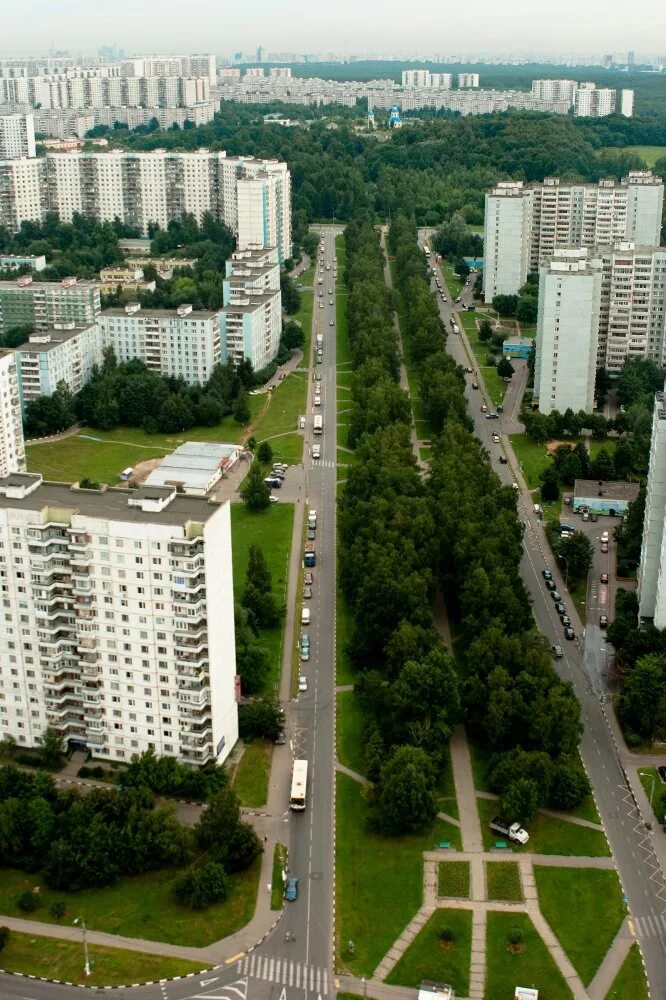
left=335, top=760, right=369, bottom=786
left=476, top=790, right=604, bottom=831
left=587, top=918, right=634, bottom=1000
left=449, top=727, right=483, bottom=854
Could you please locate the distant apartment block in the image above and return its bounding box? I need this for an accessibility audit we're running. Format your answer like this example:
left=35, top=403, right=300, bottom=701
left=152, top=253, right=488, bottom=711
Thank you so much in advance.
left=0, top=276, right=101, bottom=337
left=0, top=113, right=35, bottom=158
left=0, top=74, right=211, bottom=110
left=100, top=303, right=221, bottom=385
left=220, top=246, right=282, bottom=371
left=483, top=171, right=664, bottom=300
left=15, top=323, right=104, bottom=410
left=0, top=473, right=238, bottom=764
left=458, top=73, right=480, bottom=88
left=401, top=70, right=452, bottom=89
left=0, top=350, right=25, bottom=476
left=531, top=79, right=634, bottom=117
left=638, top=382, right=666, bottom=626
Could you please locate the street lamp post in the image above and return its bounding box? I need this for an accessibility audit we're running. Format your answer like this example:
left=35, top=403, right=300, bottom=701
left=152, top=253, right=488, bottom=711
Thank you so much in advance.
left=73, top=917, right=90, bottom=976
left=639, top=771, right=656, bottom=811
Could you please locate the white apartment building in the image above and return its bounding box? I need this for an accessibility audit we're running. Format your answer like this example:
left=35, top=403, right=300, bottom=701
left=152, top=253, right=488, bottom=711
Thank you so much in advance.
left=220, top=246, right=282, bottom=371
left=458, top=73, right=480, bottom=88
left=100, top=303, right=221, bottom=385
left=0, top=276, right=101, bottom=337
left=0, top=75, right=211, bottom=110
left=621, top=89, right=635, bottom=117
left=573, top=83, right=616, bottom=117
left=531, top=79, right=578, bottom=105
left=534, top=249, right=603, bottom=415
left=268, top=67, right=292, bottom=78
left=15, top=324, right=104, bottom=410
left=0, top=351, right=25, bottom=477
left=0, top=473, right=238, bottom=764
left=0, top=150, right=292, bottom=262
left=483, top=171, right=664, bottom=300
left=120, top=55, right=217, bottom=85
left=0, top=113, right=35, bottom=159
left=401, top=70, right=452, bottom=89
left=638, top=382, right=666, bottom=625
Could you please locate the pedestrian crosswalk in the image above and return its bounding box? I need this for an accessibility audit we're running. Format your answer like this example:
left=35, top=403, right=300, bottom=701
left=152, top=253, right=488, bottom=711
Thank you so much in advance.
left=237, top=953, right=329, bottom=994
left=632, top=912, right=666, bottom=939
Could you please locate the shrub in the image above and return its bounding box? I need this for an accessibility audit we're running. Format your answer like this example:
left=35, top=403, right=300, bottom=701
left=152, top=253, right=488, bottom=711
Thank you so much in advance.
left=17, top=889, right=41, bottom=913
left=172, top=861, right=230, bottom=910
left=439, top=925, right=455, bottom=943
left=0, top=926, right=9, bottom=952
left=50, top=900, right=66, bottom=919
left=507, top=926, right=524, bottom=947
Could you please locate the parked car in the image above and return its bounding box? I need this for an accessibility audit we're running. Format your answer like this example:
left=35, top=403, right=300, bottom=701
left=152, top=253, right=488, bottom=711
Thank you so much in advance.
left=466, top=366, right=473, bottom=374
left=304, top=572, right=313, bottom=585
left=302, top=586, right=312, bottom=600
left=300, top=646, right=310, bottom=662
left=601, top=542, right=609, bottom=553
left=590, top=512, right=598, bottom=522
left=481, top=403, right=488, bottom=412
left=542, top=569, right=553, bottom=580
left=563, top=495, right=572, bottom=505
left=564, top=627, right=575, bottom=640
left=275, top=729, right=286, bottom=745
left=298, top=676, right=308, bottom=692
left=551, top=590, right=561, bottom=601
left=561, top=615, right=572, bottom=628
left=315, top=373, right=322, bottom=381
left=657, top=765, right=666, bottom=782
left=472, top=381, right=479, bottom=389
left=552, top=644, right=564, bottom=658
left=600, top=572, right=609, bottom=584
left=269, top=496, right=279, bottom=503
left=499, top=455, right=508, bottom=464
left=285, top=876, right=298, bottom=901
left=545, top=579, right=556, bottom=591
left=600, top=614, right=608, bottom=628
left=492, top=433, right=500, bottom=443
left=554, top=602, right=566, bottom=614
left=307, top=528, right=316, bottom=540
left=329, top=319, right=334, bottom=326
left=486, top=412, right=499, bottom=420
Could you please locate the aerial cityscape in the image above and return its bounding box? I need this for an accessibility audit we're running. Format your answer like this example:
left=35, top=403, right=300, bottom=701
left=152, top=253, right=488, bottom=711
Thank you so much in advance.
left=0, top=3, right=665, bottom=1000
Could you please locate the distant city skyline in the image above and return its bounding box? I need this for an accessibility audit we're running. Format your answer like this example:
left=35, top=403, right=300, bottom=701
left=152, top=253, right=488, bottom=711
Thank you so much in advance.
left=1, top=0, right=664, bottom=60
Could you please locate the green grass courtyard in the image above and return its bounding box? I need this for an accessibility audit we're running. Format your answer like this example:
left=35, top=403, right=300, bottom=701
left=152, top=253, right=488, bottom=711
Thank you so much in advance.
left=385, top=909, right=472, bottom=996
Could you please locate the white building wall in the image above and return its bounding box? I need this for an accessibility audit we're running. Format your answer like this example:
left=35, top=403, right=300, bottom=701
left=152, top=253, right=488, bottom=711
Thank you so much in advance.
left=483, top=184, right=532, bottom=301
left=0, top=351, right=25, bottom=476
left=638, top=387, right=666, bottom=622
left=0, top=113, right=35, bottom=158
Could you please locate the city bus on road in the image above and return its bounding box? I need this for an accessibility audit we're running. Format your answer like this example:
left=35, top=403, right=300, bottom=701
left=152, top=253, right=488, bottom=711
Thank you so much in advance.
left=290, top=759, right=308, bottom=811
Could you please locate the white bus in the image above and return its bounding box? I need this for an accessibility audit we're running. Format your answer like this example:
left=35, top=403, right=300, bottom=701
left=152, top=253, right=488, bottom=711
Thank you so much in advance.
left=290, top=759, right=308, bottom=811
left=313, top=414, right=323, bottom=435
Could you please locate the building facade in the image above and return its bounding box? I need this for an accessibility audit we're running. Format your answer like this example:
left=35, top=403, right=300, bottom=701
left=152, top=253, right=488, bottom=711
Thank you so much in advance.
left=0, top=350, right=25, bottom=476
left=638, top=383, right=666, bottom=625
left=220, top=246, right=282, bottom=371
left=0, top=74, right=211, bottom=110
left=100, top=303, right=221, bottom=385
left=15, top=323, right=104, bottom=410
left=458, top=73, right=480, bottom=88
left=0, top=113, right=35, bottom=158
left=0, top=276, right=101, bottom=337
left=534, top=249, right=603, bottom=415
left=0, top=474, right=238, bottom=763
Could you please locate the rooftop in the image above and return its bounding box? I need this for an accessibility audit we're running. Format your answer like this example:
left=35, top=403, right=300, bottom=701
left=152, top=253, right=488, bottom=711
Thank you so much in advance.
left=17, top=324, right=96, bottom=353
left=574, top=479, right=641, bottom=503
left=101, top=306, right=218, bottom=320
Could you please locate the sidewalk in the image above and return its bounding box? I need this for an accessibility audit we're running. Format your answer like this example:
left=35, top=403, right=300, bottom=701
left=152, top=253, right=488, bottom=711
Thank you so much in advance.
left=449, top=727, right=483, bottom=855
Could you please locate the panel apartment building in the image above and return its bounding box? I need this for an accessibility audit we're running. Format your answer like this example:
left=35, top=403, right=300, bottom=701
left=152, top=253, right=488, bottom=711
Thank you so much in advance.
left=534, top=243, right=666, bottom=413
left=0, top=473, right=238, bottom=763
left=0, top=113, right=35, bottom=159
left=0, top=350, right=25, bottom=477
left=0, top=276, right=101, bottom=338
left=0, top=74, right=211, bottom=110
left=0, top=150, right=292, bottom=262
left=638, top=382, right=666, bottom=626
left=483, top=171, right=664, bottom=301
left=15, top=323, right=104, bottom=411
left=219, top=246, right=282, bottom=371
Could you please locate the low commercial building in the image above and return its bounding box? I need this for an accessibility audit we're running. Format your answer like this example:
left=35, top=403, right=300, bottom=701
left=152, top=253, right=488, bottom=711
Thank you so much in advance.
left=0, top=349, right=25, bottom=476
left=98, top=266, right=156, bottom=295
left=573, top=479, right=640, bottom=515
left=124, top=256, right=198, bottom=279
left=145, top=441, right=242, bottom=495
left=0, top=253, right=46, bottom=271
left=502, top=339, right=533, bottom=359
left=15, top=323, right=104, bottom=409
left=0, top=275, right=101, bottom=337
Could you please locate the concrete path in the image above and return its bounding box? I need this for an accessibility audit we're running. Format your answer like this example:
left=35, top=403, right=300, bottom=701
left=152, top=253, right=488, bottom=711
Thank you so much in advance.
left=475, top=790, right=604, bottom=830
left=449, top=727, right=483, bottom=854
left=437, top=810, right=461, bottom=828
left=335, top=684, right=354, bottom=693
left=423, top=850, right=615, bottom=869
left=335, top=760, right=369, bottom=786
left=373, top=905, right=435, bottom=980
left=469, top=908, right=486, bottom=999
left=336, top=973, right=416, bottom=1000
left=587, top=918, right=634, bottom=1000
left=527, top=907, right=588, bottom=999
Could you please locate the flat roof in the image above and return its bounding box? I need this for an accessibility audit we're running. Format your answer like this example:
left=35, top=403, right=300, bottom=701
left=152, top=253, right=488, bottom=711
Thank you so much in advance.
left=574, top=479, right=641, bottom=503
left=145, top=441, right=241, bottom=491
left=17, top=325, right=95, bottom=353
left=101, top=307, right=218, bottom=320
left=0, top=475, right=220, bottom=525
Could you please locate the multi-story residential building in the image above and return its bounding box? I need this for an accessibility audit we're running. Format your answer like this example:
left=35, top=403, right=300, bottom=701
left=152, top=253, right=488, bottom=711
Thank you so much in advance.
left=0, top=151, right=292, bottom=262
left=621, top=89, right=635, bottom=117
left=400, top=70, right=452, bottom=89
left=0, top=350, right=25, bottom=476
left=638, top=382, right=666, bottom=625
left=0, top=276, right=101, bottom=337
left=0, top=74, right=211, bottom=110
left=219, top=246, right=282, bottom=370
left=483, top=172, right=664, bottom=300
left=458, top=73, right=480, bottom=88
left=100, top=303, right=221, bottom=385
left=15, top=323, right=104, bottom=410
left=573, top=83, right=617, bottom=116
left=0, top=472, right=238, bottom=763
left=0, top=113, right=35, bottom=159
left=531, top=79, right=578, bottom=105
left=534, top=248, right=603, bottom=415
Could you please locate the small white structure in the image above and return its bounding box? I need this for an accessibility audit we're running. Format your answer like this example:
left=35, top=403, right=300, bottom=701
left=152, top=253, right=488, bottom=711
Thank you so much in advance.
left=515, top=988, right=539, bottom=1000
left=419, top=982, right=455, bottom=1000
left=145, top=441, right=241, bottom=496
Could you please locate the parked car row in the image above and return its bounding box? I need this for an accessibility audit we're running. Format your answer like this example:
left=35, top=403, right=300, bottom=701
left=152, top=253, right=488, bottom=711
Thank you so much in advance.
left=542, top=569, right=575, bottom=640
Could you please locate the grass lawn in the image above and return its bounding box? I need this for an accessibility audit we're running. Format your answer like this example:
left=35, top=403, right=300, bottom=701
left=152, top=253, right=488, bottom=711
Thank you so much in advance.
left=336, top=774, right=461, bottom=976
left=637, top=766, right=662, bottom=823
left=420, top=447, right=433, bottom=463
left=555, top=794, right=600, bottom=825
left=385, top=909, right=472, bottom=995
left=0, top=931, right=206, bottom=986
left=271, top=842, right=288, bottom=910
left=477, top=797, right=610, bottom=856
left=459, top=311, right=509, bottom=408
left=231, top=503, right=294, bottom=692
left=605, top=942, right=649, bottom=999
left=535, top=866, right=625, bottom=985
left=509, top=434, right=551, bottom=489
left=336, top=589, right=356, bottom=685
left=260, top=432, right=304, bottom=466
left=441, top=261, right=464, bottom=298
left=232, top=739, right=271, bottom=807
left=0, top=861, right=260, bottom=947
left=486, top=912, right=573, bottom=1000
left=336, top=690, right=366, bottom=777
left=605, top=145, right=666, bottom=166
left=253, top=373, right=308, bottom=446
left=437, top=861, right=470, bottom=898
left=293, top=287, right=314, bottom=338
left=486, top=861, right=523, bottom=901
left=336, top=233, right=347, bottom=272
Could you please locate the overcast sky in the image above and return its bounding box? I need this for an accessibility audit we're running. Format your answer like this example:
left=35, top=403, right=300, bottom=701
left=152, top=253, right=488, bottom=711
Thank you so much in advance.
left=3, top=0, right=665, bottom=58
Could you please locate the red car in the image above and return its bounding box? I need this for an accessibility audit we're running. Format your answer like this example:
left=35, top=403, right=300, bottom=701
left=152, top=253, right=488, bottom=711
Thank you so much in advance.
left=601, top=542, right=609, bottom=553
left=600, top=572, right=609, bottom=584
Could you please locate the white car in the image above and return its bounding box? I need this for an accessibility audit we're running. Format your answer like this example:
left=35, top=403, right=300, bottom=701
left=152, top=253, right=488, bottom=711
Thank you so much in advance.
left=269, top=496, right=279, bottom=503
left=314, top=396, right=321, bottom=407
left=298, top=676, right=308, bottom=692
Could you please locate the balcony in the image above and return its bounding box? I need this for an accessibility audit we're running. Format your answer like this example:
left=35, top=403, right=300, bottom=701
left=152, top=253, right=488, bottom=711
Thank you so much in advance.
left=178, top=687, right=210, bottom=706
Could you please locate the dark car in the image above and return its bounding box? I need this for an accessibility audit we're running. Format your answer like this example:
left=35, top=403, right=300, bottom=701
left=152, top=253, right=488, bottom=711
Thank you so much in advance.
left=554, top=602, right=566, bottom=614
left=472, top=381, right=479, bottom=389
left=561, top=615, right=572, bottom=628
left=545, top=579, right=556, bottom=591
left=564, top=627, right=575, bottom=640
left=499, top=455, right=508, bottom=464
left=542, top=569, right=553, bottom=581
left=658, top=765, right=666, bottom=782
left=307, top=528, right=316, bottom=540
left=285, top=876, right=298, bottom=901
left=275, top=729, right=286, bottom=745
left=486, top=412, right=499, bottom=420
left=551, top=590, right=561, bottom=602
left=497, top=404, right=504, bottom=413
left=559, top=523, right=576, bottom=534
left=590, top=512, right=598, bottom=522
left=600, top=614, right=608, bottom=628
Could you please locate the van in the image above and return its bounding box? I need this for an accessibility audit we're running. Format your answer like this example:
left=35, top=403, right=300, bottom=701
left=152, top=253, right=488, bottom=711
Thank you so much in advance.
left=301, top=608, right=311, bottom=626
left=314, top=396, right=321, bottom=406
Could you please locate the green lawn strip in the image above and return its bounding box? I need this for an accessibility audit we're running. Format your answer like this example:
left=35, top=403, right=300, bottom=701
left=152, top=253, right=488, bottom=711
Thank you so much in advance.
left=509, top=434, right=552, bottom=489
left=261, top=432, right=304, bottom=466
left=253, top=374, right=308, bottom=443
left=336, top=589, right=356, bottom=685
left=458, top=312, right=509, bottom=408
left=535, top=866, right=625, bottom=985
left=271, top=842, right=288, bottom=910
left=604, top=144, right=666, bottom=166
left=604, top=942, right=649, bottom=999
left=232, top=740, right=271, bottom=808
left=385, top=909, right=472, bottom=995
left=335, top=233, right=347, bottom=271
left=437, top=797, right=459, bottom=821
left=437, top=861, right=470, bottom=898
left=419, top=447, right=433, bottom=463
left=468, top=740, right=494, bottom=792
left=336, top=690, right=366, bottom=776
left=552, top=795, right=600, bottom=825
left=477, top=797, right=610, bottom=856
left=485, top=861, right=523, bottom=901
left=486, top=912, right=573, bottom=1000
left=441, top=262, right=464, bottom=298
left=336, top=774, right=460, bottom=976
left=0, top=862, right=260, bottom=947
left=335, top=274, right=351, bottom=368
left=637, top=767, right=662, bottom=823
left=293, top=287, right=313, bottom=338
left=0, top=931, right=205, bottom=986
left=337, top=446, right=358, bottom=466
left=230, top=504, right=294, bottom=692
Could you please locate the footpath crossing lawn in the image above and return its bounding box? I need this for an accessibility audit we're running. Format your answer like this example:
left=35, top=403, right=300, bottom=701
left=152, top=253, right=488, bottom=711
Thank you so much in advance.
left=605, top=942, right=649, bottom=999
left=534, top=866, right=625, bottom=986
left=385, top=909, right=472, bottom=996
left=485, top=912, right=573, bottom=1000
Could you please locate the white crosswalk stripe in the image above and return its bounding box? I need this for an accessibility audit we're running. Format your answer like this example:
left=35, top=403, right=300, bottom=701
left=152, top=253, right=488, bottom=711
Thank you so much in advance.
left=634, top=914, right=666, bottom=939
left=237, top=956, right=329, bottom=994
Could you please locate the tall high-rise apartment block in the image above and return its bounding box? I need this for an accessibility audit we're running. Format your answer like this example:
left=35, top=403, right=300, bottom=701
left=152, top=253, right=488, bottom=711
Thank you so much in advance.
left=0, top=74, right=211, bottom=110
left=0, top=113, right=35, bottom=159
left=573, top=83, right=616, bottom=117
left=0, top=276, right=101, bottom=338
left=458, top=73, right=480, bottom=88
left=0, top=151, right=292, bottom=262
left=401, top=69, right=452, bottom=89
left=531, top=79, right=633, bottom=117
left=638, top=383, right=666, bottom=625
left=0, top=350, right=25, bottom=477
left=531, top=79, right=578, bottom=105
left=483, top=171, right=664, bottom=301
left=220, top=246, right=282, bottom=371
left=15, top=324, right=104, bottom=411
left=0, top=473, right=238, bottom=762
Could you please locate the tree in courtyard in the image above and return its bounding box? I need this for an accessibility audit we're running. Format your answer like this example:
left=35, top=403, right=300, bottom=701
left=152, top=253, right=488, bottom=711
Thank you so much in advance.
left=257, top=441, right=273, bottom=464
left=242, top=544, right=280, bottom=628
left=478, top=319, right=493, bottom=342
left=375, top=745, right=437, bottom=834
left=282, top=320, right=305, bottom=350
left=497, top=356, right=515, bottom=379
left=558, top=531, right=593, bottom=582
left=172, top=861, right=230, bottom=909
left=233, top=389, right=251, bottom=425
left=540, top=465, right=560, bottom=503
left=242, top=461, right=270, bottom=512
left=620, top=654, right=666, bottom=741
left=36, top=726, right=64, bottom=770
left=500, top=778, right=539, bottom=825
left=549, top=756, right=590, bottom=810
left=454, top=258, right=470, bottom=279
left=590, top=448, right=616, bottom=482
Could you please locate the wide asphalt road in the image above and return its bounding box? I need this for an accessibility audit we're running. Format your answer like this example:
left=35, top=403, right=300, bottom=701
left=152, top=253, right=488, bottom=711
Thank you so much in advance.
left=421, top=234, right=666, bottom=996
